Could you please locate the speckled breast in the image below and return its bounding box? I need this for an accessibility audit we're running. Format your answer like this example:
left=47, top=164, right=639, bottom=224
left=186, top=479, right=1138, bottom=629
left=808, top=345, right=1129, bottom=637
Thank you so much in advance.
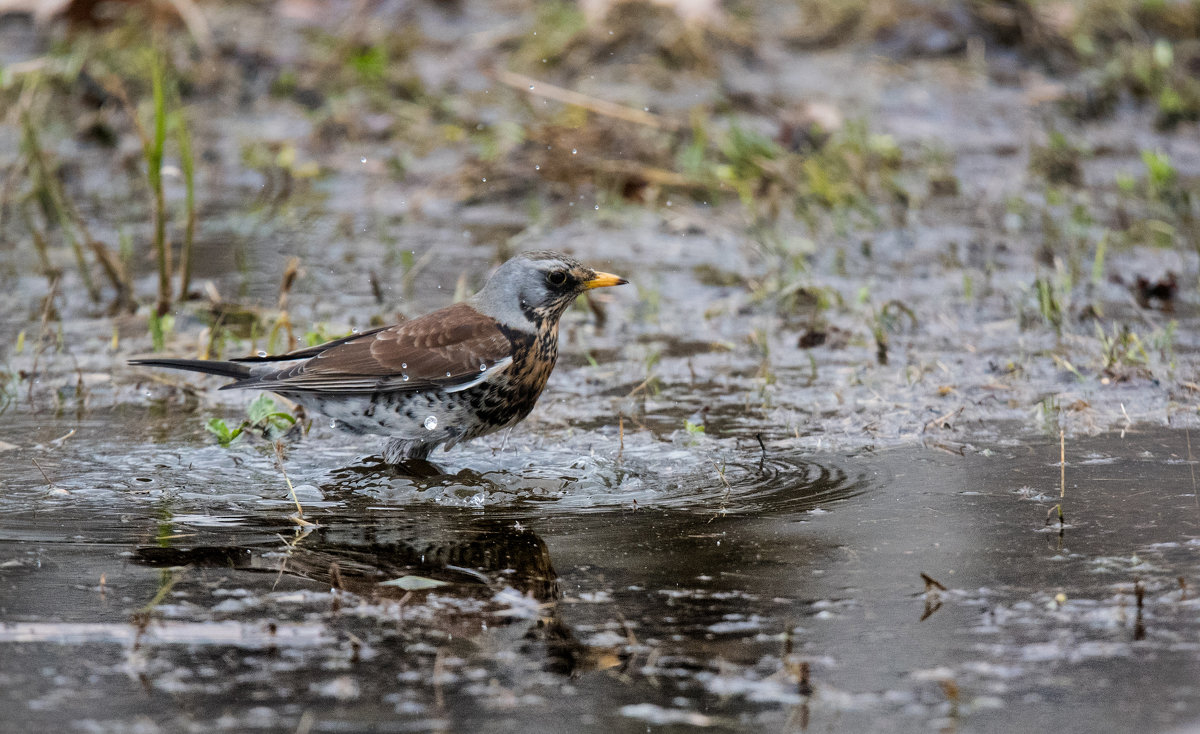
left=460, top=327, right=557, bottom=439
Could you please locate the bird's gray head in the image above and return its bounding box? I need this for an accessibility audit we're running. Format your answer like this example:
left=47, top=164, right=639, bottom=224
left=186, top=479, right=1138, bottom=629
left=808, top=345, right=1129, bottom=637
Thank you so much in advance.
left=470, top=250, right=627, bottom=330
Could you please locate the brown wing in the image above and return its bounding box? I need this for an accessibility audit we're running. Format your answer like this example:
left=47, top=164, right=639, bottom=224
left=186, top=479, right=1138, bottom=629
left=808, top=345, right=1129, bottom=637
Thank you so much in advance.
left=228, top=302, right=516, bottom=394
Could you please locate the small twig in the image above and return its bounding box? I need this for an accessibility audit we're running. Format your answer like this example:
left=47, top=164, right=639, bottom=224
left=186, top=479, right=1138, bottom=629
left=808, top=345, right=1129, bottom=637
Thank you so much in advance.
left=174, top=93, right=197, bottom=302
left=707, top=459, right=732, bottom=524
left=398, top=247, right=438, bottom=297
left=277, top=257, right=302, bottom=312
left=591, top=159, right=708, bottom=188
left=922, top=405, right=963, bottom=434
left=89, top=240, right=135, bottom=313
left=31, top=458, right=54, bottom=487
left=22, top=207, right=59, bottom=283
left=713, top=459, right=732, bottom=496
left=163, top=0, right=215, bottom=55
left=21, top=109, right=100, bottom=302
left=492, top=69, right=681, bottom=131
left=148, top=44, right=172, bottom=317
left=27, top=275, right=61, bottom=402
left=1058, top=428, right=1066, bottom=526
left=626, top=375, right=659, bottom=397
left=1187, top=426, right=1197, bottom=512
left=0, top=158, right=30, bottom=233
left=137, top=569, right=182, bottom=615
left=273, top=440, right=314, bottom=527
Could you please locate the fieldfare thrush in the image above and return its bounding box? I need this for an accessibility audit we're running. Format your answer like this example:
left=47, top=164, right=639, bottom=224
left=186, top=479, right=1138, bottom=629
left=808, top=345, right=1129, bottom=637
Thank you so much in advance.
left=130, top=251, right=627, bottom=462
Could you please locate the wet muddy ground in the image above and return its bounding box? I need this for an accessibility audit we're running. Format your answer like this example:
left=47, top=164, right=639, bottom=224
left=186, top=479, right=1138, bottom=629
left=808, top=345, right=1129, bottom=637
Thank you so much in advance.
left=2, top=1, right=1200, bottom=732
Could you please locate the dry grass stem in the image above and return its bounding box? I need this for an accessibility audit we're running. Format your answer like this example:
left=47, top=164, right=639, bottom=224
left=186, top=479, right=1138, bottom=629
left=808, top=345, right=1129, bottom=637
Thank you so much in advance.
left=492, top=68, right=681, bottom=131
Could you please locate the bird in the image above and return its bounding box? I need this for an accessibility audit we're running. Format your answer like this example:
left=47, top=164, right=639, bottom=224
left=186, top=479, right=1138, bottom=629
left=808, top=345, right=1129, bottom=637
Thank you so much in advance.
left=130, top=251, right=628, bottom=463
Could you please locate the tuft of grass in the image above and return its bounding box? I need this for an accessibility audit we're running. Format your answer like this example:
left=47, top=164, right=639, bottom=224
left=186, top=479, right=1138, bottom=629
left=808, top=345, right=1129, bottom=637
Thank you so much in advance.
left=0, top=369, right=16, bottom=416
left=204, top=394, right=298, bottom=447
left=1090, top=231, right=1108, bottom=285
left=147, top=45, right=172, bottom=318
left=205, top=416, right=243, bottom=447
left=19, top=104, right=104, bottom=303
left=511, top=1, right=589, bottom=70
left=104, top=40, right=201, bottom=321
left=303, top=324, right=354, bottom=348
left=677, top=117, right=905, bottom=252
left=149, top=312, right=174, bottom=353
left=247, top=394, right=298, bottom=438
left=1097, top=322, right=1149, bottom=374
left=1029, top=130, right=1086, bottom=187
left=1116, top=149, right=1198, bottom=251
left=1034, top=276, right=1066, bottom=334
left=173, top=94, right=196, bottom=301
left=349, top=43, right=388, bottom=84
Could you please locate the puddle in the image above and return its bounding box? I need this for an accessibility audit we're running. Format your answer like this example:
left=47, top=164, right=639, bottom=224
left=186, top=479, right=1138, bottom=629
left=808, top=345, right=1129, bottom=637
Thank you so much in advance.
left=0, top=410, right=865, bottom=518
left=3, top=418, right=1200, bottom=733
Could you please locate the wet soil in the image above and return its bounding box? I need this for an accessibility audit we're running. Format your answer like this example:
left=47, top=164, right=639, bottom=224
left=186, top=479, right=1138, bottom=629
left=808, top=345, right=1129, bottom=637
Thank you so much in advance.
left=2, top=1, right=1200, bottom=732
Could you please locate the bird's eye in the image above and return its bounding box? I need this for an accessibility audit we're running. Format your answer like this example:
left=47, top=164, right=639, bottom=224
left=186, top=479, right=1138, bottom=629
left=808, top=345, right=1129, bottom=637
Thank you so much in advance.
left=545, top=270, right=568, bottom=287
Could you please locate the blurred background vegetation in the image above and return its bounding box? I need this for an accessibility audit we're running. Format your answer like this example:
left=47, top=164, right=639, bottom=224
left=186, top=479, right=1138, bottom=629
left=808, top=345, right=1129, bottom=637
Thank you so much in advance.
left=0, top=0, right=1197, bottom=414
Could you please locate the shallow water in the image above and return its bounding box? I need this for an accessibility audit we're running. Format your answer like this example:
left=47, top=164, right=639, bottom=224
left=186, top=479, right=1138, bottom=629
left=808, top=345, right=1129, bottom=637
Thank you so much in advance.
left=3, top=2, right=1200, bottom=731
left=3, top=415, right=1199, bottom=733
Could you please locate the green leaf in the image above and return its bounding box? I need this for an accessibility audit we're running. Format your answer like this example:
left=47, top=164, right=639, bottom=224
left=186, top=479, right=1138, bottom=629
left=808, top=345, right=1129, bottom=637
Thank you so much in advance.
left=245, top=394, right=278, bottom=425
left=205, top=418, right=242, bottom=447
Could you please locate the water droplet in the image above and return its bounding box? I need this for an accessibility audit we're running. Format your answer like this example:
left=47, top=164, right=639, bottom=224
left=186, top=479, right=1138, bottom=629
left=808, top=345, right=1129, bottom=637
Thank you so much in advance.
left=445, top=371, right=452, bottom=377
left=482, top=177, right=487, bottom=182
left=360, top=157, right=367, bottom=164
left=571, top=148, right=578, bottom=154
left=424, top=416, right=438, bottom=430
left=529, top=85, right=535, bottom=90
left=594, top=205, right=599, bottom=210
left=256, top=350, right=267, bottom=358
left=330, top=420, right=338, bottom=428
left=402, top=374, right=409, bottom=382
left=401, top=362, right=407, bottom=369
left=535, top=164, right=541, bottom=171
left=479, top=364, right=487, bottom=371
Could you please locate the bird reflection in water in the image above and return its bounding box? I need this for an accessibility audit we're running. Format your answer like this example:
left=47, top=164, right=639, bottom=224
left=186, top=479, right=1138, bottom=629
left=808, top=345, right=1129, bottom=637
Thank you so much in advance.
left=133, top=501, right=623, bottom=677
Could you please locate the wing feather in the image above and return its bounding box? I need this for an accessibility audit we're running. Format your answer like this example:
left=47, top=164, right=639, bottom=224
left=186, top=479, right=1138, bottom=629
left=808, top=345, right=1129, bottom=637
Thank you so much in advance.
left=227, top=303, right=516, bottom=394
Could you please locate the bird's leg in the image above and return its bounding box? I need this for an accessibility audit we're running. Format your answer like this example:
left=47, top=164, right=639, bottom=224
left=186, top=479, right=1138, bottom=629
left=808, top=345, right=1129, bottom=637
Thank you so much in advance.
left=383, top=437, right=438, bottom=465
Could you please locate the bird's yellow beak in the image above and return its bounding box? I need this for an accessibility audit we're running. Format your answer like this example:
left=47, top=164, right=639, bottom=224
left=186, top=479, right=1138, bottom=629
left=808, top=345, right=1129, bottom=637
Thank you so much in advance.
left=583, top=271, right=629, bottom=289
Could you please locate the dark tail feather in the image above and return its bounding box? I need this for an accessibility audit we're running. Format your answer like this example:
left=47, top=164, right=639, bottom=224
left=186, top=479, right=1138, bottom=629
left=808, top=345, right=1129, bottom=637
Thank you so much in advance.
left=128, top=357, right=253, bottom=381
